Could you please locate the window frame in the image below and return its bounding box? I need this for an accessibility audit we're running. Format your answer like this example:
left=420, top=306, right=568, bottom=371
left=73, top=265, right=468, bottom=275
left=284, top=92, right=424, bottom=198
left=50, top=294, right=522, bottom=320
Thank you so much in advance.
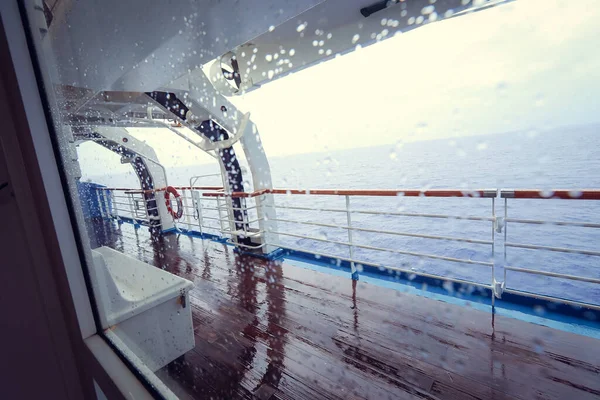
left=0, top=1, right=163, bottom=398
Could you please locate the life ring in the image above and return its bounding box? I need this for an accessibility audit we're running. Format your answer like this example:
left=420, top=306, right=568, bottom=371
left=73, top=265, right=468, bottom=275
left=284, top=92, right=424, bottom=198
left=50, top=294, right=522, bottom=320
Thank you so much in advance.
left=164, top=186, right=183, bottom=219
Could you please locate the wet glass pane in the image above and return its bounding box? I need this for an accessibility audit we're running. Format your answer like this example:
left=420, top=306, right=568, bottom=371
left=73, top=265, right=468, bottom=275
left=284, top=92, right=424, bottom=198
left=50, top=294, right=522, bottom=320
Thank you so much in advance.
left=21, top=0, right=600, bottom=398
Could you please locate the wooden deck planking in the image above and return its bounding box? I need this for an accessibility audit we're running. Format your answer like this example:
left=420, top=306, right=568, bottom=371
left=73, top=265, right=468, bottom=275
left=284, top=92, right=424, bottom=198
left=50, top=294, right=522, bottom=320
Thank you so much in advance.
left=89, top=219, right=600, bottom=400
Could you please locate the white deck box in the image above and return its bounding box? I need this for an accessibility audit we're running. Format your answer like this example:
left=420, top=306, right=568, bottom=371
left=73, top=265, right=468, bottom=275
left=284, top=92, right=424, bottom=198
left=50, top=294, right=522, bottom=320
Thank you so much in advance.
left=90, top=246, right=194, bottom=371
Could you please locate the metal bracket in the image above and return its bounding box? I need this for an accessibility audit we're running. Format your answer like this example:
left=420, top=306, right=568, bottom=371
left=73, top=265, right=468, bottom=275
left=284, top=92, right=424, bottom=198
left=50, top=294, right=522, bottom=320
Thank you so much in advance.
left=494, top=216, right=504, bottom=233
left=493, top=279, right=505, bottom=299
left=120, top=155, right=136, bottom=164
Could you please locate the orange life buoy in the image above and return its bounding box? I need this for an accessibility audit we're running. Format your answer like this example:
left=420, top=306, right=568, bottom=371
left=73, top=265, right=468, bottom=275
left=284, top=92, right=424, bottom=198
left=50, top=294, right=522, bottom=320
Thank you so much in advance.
left=164, top=186, right=183, bottom=219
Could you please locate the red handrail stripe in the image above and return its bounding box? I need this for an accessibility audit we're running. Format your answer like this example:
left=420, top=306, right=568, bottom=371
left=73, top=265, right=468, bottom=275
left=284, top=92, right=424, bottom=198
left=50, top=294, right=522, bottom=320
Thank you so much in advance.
left=201, top=188, right=269, bottom=198
left=101, top=186, right=224, bottom=194
left=269, top=188, right=496, bottom=197
left=173, top=186, right=224, bottom=191
left=504, top=190, right=600, bottom=200
left=200, top=188, right=496, bottom=198
left=99, top=187, right=600, bottom=200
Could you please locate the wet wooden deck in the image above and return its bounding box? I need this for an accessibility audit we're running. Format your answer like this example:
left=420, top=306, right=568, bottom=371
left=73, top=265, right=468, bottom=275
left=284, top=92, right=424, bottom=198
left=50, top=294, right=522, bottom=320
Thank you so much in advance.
left=90, top=219, right=600, bottom=400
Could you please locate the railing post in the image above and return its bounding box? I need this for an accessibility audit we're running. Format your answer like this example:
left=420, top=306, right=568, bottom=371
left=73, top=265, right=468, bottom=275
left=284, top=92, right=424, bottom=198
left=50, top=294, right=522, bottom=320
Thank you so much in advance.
left=198, top=195, right=204, bottom=235
left=192, top=191, right=204, bottom=235
left=227, top=196, right=238, bottom=245
left=491, top=196, right=495, bottom=310
left=241, top=197, right=249, bottom=237
left=217, top=196, right=234, bottom=241
left=110, top=190, right=120, bottom=223
left=126, top=192, right=139, bottom=229
left=102, top=190, right=110, bottom=218
left=96, top=190, right=105, bottom=218
left=345, top=195, right=359, bottom=280
left=142, top=194, right=148, bottom=225
left=181, top=189, right=191, bottom=231
left=256, top=192, right=279, bottom=254
left=216, top=196, right=222, bottom=234
left=503, top=197, right=508, bottom=284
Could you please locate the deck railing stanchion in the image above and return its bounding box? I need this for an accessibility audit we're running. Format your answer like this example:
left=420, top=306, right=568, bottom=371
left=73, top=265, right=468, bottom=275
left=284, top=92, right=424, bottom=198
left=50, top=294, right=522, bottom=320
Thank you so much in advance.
left=110, top=190, right=120, bottom=222
left=216, top=196, right=223, bottom=235
left=241, top=197, right=249, bottom=237
left=226, top=197, right=235, bottom=243
left=143, top=196, right=148, bottom=223
left=102, top=190, right=110, bottom=218
left=491, top=196, right=496, bottom=311
left=193, top=191, right=204, bottom=235
left=346, top=195, right=358, bottom=280
left=104, top=190, right=109, bottom=217
left=127, top=192, right=139, bottom=228
left=96, top=190, right=105, bottom=218
left=143, top=196, right=150, bottom=224
left=504, top=197, right=508, bottom=284
left=198, top=194, right=204, bottom=235
left=181, top=189, right=191, bottom=230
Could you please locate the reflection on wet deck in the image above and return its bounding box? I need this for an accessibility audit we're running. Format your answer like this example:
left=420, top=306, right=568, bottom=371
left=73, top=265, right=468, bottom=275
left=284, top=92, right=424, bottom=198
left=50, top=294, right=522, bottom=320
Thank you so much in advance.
left=90, top=219, right=600, bottom=400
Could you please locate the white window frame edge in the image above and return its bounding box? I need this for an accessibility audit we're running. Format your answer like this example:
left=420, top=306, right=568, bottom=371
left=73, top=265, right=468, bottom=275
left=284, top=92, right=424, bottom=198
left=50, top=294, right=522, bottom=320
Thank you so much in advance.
left=0, top=1, right=162, bottom=399
left=0, top=0, right=95, bottom=340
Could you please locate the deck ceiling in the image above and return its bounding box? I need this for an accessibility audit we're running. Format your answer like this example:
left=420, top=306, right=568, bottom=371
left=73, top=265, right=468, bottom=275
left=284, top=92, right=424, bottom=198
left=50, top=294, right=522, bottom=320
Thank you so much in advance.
left=39, top=0, right=512, bottom=127
left=43, top=0, right=509, bottom=93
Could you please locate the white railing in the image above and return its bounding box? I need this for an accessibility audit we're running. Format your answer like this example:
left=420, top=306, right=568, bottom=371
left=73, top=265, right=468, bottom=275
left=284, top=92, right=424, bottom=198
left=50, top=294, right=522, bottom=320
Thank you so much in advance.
left=499, top=190, right=600, bottom=309
left=262, top=189, right=499, bottom=307
left=189, top=189, right=266, bottom=249
left=95, top=187, right=152, bottom=225
left=270, top=194, right=495, bottom=283
left=94, top=186, right=600, bottom=309
left=95, top=186, right=265, bottom=247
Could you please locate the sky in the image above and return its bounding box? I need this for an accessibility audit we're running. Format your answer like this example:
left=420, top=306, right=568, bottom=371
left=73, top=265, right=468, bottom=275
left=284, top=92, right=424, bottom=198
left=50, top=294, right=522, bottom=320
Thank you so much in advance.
left=78, top=0, right=600, bottom=174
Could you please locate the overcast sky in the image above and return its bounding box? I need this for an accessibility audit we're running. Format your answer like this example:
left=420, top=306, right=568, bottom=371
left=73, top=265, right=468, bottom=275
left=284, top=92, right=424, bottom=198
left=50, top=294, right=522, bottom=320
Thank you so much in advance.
left=78, top=0, right=600, bottom=173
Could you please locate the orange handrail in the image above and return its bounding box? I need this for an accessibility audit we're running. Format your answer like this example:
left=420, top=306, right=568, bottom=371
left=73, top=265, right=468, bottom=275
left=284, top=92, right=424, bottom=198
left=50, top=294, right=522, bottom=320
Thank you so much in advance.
left=99, top=187, right=600, bottom=200
left=195, top=188, right=497, bottom=198
left=501, top=189, right=600, bottom=200
left=100, top=186, right=224, bottom=194
left=270, top=188, right=497, bottom=198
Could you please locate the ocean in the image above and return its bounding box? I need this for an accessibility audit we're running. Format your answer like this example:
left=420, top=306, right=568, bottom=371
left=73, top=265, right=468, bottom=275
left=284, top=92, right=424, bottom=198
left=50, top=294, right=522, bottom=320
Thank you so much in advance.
left=85, top=124, right=600, bottom=305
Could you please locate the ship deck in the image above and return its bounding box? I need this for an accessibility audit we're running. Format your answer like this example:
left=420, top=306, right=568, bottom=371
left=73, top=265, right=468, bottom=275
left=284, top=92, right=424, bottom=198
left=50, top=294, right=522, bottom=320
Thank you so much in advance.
left=89, top=219, right=600, bottom=400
